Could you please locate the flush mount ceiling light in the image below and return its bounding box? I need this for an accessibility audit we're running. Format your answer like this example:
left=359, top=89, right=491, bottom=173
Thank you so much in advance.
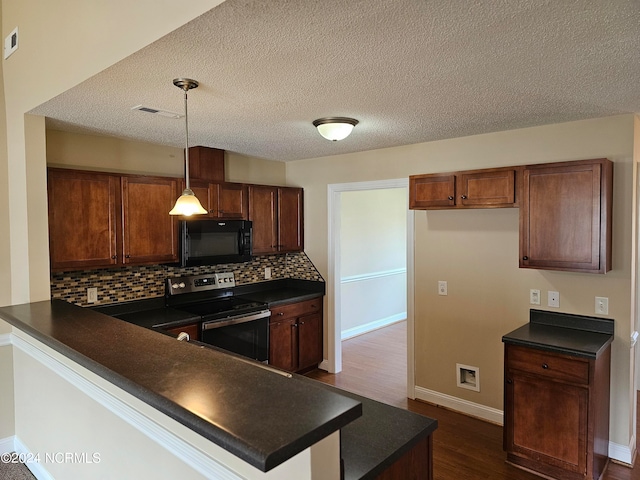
left=312, top=117, right=359, bottom=141
left=169, top=78, right=208, bottom=216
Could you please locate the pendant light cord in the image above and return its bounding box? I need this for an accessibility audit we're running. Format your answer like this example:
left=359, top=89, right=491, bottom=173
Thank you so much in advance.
left=183, top=88, right=191, bottom=191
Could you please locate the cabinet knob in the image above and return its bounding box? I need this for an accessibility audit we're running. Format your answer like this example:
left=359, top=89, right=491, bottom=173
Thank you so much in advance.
left=522, top=256, right=528, bottom=261
left=300, top=321, right=305, bottom=325
left=125, top=254, right=131, bottom=258
left=506, top=378, right=513, bottom=384
left=542, top=363, right=549, bottom=369
left=277, top=312, right=284, bottom=316
left=447, top=196, right=454, bottom=201
left=461, top=195, right=467, bottom=200
left=111, top=256, right=117, bottom=259
left=292, top=324, right=298, bottom=328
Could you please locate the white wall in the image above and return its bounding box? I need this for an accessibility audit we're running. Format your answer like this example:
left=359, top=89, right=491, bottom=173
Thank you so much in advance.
left=340, top=188, right=407, bottom=338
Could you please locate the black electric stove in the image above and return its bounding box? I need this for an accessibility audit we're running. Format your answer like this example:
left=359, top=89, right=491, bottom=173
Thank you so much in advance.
left=166, top=273, right=270, bottom=362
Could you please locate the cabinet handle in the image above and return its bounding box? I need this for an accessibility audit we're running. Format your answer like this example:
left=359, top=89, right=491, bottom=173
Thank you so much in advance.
left=277, top=312, right=284, bottom=316
left=522, top=256, right=528, bottom=261
left=542, top=363, right=548, bottom=369
left=447, top=196, right=454, bottom=201
left=461, top=195, right=467, bottom=200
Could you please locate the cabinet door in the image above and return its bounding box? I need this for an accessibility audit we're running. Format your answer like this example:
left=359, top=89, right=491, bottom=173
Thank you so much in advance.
left=505, top=371, right=588, bottom=476
left=48, top=169, right=119, bottom=270
left=189, top=181, right=217, bottom=218
left=409, top=174, right=456, bottom=208
left=278, top=187, right=304, bottom=252
left=188, top=146, right=224, bottom=182
left=121, top=176, right=180, bottom=265
left=459, top=169, right=516, bottom=207
left=248, top=185, right=278, bottom=255
left=269, top=317, right=297, bottom=371
left=217, top=183, right=247, bottom=219
left=297, top=312, right=322, bottom=371
left=520, top=160, right=612, bottom=273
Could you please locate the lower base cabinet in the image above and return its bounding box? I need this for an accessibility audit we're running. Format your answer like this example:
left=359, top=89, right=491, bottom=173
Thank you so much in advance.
left=269, top=298, right=323, bottom=373
left=163, top=323, right=200, bottom=342
left=504, top=344, right=611, bottom=480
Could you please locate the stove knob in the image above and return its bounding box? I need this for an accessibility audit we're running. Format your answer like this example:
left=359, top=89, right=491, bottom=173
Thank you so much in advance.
left=179, top=282, right=186, bottom=288
left=171, top=283, right=180, bottom=290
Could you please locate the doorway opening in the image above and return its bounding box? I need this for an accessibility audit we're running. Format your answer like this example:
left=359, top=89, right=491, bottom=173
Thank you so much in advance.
left=327, top=179, right=415, bottom=399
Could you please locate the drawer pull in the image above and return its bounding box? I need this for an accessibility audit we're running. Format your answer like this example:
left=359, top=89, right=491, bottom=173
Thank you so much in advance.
left=448, top=196, right=454, bottom=200
left=542, top=363, right=549, bottom=369
left=461, top=195, right=467, bottom=200
left=277, top=312, right=284, bottom=316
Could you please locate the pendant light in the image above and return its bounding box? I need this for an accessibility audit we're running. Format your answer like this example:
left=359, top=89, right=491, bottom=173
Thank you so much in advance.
left=169, top=78, right=208, bottom=216
left=312, top=117, right=359, bottom=141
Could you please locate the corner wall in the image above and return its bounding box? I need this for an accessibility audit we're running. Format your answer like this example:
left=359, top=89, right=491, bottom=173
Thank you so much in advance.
left=286, top=114, right=636, bottom=453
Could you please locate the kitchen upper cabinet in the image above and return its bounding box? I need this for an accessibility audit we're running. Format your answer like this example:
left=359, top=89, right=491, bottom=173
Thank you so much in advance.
left=248, top=185, right=304, bottom=255
left=409, top=167, right=519, bottom=209
left=121, top=176, right=180, bottom=265
left=269, top=298, right=322, bottom=373
left=191, top=181, right=248, bottom=219
left=187, top=146, right=224, bottom=182
left=520, top=158, right=613, bottom=273
left=48, top=169, right=119, bottom=271
left=504, top=344, right=610, bottom=480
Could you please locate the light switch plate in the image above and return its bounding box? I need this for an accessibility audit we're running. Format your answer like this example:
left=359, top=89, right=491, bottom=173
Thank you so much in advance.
left=530, top=289, right=541, bottom=305
left=4, top=27, right=18, bottom=59
left=438, top=281, right=448, bottom=296
left=87, top=288, right=98, bottom=304
left=595, top=296, right=609, bottom=315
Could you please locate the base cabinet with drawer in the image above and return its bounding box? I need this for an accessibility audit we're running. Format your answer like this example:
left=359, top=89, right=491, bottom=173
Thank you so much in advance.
left=504, top=344, right=611, bottom=480
left=269, top=298, right=322, bottom=373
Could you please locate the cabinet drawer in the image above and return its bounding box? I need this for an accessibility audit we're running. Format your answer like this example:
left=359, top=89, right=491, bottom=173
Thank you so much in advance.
left=270, top=298, right=321, bottom=321
left=507, top=345, right=589, bottom=385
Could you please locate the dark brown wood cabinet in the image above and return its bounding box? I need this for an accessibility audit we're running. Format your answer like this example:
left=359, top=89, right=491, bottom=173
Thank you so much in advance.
left=409, top=167, right=519, bottom=209
left=520, top=158, right=613, bottom=274
left=48, top=168, right=181, bottom=271
left=121, top=175, right=180, bottom=265
left=190, top=181, right=248, bottom=219
left=187, top=146, right=224, bottom=182
left=504, top=344, right=610, bottom=480
left=269, top=298, right=322, bottom=373
left=48, top=169, right=120, bottom=271
left=248, top=185, right=304, bottom=255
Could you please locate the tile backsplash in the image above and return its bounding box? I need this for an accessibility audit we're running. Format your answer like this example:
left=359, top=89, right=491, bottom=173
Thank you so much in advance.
left=51, top=252, right=323, bottom=307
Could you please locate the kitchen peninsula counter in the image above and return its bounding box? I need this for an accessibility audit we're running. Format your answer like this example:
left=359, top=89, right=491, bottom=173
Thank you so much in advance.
left=0, top=300, right=360, bottom=472
left=0, top=299, right=437, bottom=479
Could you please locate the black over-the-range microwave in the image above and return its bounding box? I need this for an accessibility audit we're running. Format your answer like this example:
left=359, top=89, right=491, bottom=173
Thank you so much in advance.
left=180, top=219, right=252, bottom=267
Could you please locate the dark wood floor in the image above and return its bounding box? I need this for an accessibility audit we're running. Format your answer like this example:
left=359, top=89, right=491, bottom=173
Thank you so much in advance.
left=306, top=321, right=639, bottom=480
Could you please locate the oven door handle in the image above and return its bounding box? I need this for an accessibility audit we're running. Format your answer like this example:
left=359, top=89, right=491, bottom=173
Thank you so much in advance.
left=202, top=310, right=271, bottom=330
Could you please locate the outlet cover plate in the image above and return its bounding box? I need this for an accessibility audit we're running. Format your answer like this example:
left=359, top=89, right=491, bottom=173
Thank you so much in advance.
left=438, top=281, right=447, bottom=296
left=595, top=296, right=609, bottom=315
left=548, top=291, right=560, bottom=308
left=530, top=289, right=541, bottom=305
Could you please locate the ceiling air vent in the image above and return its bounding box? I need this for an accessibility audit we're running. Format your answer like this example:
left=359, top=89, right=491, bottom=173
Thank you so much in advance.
left=131, top=105, right=182, bottom=119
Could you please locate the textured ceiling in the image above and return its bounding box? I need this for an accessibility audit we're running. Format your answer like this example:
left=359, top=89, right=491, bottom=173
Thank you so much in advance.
left=32, top=0, right=640, bottom=161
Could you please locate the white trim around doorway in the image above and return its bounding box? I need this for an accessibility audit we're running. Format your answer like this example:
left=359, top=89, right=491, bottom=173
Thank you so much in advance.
left=327, top=178, right=416, bottom=400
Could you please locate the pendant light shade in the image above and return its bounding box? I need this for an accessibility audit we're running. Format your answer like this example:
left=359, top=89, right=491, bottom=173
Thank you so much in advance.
left=170, top=78, right=207, bottom=216
left=313, top=117, right=359, bottom=141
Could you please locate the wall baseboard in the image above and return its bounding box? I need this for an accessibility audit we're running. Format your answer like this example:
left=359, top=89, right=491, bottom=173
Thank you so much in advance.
left=318, top=360, right=329, bottom=371
left=341, top=313, right=406, bottom=340
left=13, top=437, right=54, bottom=480
left=414, top=386, right=504, bottom=425
left=609, top=435, right=636, bottom=465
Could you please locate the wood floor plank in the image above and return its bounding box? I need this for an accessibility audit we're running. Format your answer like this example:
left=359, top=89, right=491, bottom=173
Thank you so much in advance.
left=306, top=321, right=638, bottom=480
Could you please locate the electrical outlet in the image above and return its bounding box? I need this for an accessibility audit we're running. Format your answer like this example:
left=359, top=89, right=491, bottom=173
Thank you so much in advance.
left=595, top=296, right=609, bottom=315
left=264, top=267, right=272, bottom=279
left=87, top=288, right=98, bottom=304
left=548, top=291, right=559, bottom=308
left=438, top=281, right=447, bottom=296
left=530, top=289, right=540, bottom=305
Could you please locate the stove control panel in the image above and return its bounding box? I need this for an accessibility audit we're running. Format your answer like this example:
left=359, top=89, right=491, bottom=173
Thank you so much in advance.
left=167, top=272, right=236, bottom=295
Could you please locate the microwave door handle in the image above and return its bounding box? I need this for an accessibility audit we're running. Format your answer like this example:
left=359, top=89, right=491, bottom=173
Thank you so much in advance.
left=238, top=229, right=244, bottom=254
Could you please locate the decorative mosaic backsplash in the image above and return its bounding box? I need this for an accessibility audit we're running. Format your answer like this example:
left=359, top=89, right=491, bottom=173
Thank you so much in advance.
left=51, top=252, right=323, bottom=307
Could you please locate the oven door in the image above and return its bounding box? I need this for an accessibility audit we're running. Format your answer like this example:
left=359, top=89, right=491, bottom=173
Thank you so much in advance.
left=201, top=310, right=270, bottom=362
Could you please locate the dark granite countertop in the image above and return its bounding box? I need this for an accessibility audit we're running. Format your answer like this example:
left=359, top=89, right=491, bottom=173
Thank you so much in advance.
left=502, top=309, right=614, bottom=358
left=92, top=278, right=325, bottom=330
left=299, top=377, right=437, bottom=480
left=0, top=300, right=361, bottom=472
